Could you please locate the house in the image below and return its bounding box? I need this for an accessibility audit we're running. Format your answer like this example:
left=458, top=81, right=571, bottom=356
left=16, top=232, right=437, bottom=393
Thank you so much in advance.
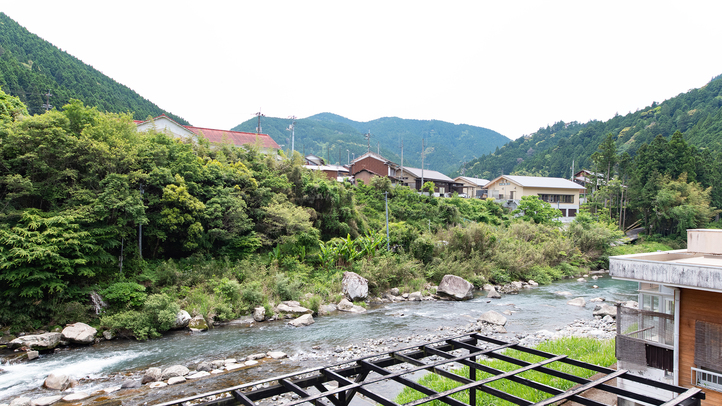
left=305, top=154, right=325, bottom=166
left=485, top=175, right=586, bottom=218
left=135, top=114, right=280, bottom=153
left=401, top=167, right=463, bottom=195
left=573, top=169, right=603, bottom=189
left=348, top=152, right=401, bottom=185
left=609, top=228, right=722, bottom=405
left=454, top=176, right=490, bottom=198
left=303, top=164, right=350, bottom=181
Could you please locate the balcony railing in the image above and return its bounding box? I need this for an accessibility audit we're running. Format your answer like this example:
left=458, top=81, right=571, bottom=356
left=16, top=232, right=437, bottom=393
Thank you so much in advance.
left=692, top=367, right=722, bottom=392
left=617, top=305, right=674, bottom=347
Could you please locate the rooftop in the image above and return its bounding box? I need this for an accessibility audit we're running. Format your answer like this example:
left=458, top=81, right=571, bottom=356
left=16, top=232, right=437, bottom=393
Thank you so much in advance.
left=491, top=175, right=586, bottom=190
left=456, top=176, right=490, bottom=186
left=403, top=167, right=454, bottom=182
left=609, top=229, right=722, bottom=292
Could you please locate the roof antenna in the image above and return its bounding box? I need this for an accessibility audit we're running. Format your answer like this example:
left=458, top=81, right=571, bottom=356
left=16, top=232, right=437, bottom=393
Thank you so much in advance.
left=255, top=109, right=265, bottom=134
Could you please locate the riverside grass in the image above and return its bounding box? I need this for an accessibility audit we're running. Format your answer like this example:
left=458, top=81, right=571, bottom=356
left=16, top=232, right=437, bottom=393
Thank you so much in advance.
left=395, top=337, right=616, bottom=406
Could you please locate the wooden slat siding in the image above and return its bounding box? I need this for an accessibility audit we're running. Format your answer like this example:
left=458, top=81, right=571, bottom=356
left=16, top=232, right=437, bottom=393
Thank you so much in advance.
left=351, top=156, right=389, bottom=179
left=679, top=288, right=722, bottom=405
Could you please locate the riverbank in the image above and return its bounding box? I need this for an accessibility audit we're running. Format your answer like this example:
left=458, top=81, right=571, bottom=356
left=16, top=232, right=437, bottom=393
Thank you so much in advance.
left=1, top=275, right=634, bottom=405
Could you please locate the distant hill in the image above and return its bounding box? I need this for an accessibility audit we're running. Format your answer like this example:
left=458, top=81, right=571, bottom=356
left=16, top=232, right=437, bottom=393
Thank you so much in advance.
left=0, top=13, right=188, bottom=124
left=463, top=75, right=722, bottom=180
left=232, top=113, right=509, bottom=175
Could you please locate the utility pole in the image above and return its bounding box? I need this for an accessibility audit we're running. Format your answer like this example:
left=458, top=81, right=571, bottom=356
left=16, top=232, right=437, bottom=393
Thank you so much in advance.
left=364, top=131, right=371, bottom=153
left=421, top=138, right=425, bottom=192
left=255, top=109, right=265, bottom=134
left=43, top=91, right=53, bottom=112
left=346, top=149, right=350, bottom=165
left=287, top=116, right=297, bottom=154
left=400, top=139, right=404, bottom=185
left=385, top=192, right=390, bottom=251
left=138, top=184, right=144, bottom=259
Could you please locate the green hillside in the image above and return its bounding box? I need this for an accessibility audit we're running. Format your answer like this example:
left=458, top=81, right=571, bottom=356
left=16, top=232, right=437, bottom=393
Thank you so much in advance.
left=232, top=113, right=509, bottom=175
left=463, top=75, right=722, bottom=179
left=0, top=12, right=188, bottom=124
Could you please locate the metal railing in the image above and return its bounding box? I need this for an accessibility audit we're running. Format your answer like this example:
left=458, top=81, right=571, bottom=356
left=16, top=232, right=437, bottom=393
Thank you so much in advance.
left=692, top=367, right=722, bottom=392
left=617, top=305, right=674, bottom=347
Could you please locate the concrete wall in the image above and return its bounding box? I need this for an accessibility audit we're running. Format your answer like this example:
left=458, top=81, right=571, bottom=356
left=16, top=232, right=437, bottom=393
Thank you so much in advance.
left=688, top=229, right=722, bottom=255
left=610, top=256, right=722, bottom=291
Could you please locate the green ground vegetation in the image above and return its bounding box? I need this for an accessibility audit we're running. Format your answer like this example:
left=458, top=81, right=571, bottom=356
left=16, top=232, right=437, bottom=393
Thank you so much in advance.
left=395, top=337, right=616, bottom=406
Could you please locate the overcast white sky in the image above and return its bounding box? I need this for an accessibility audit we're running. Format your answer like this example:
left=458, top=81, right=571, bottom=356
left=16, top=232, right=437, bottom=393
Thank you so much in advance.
left=3, top=1, right=722, bottom=140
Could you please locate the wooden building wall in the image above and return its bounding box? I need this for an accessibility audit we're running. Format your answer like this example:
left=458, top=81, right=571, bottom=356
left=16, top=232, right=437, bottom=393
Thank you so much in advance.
left=679, top=288, right=722, bottom=405
left=350, top=156, right=387, bottom=178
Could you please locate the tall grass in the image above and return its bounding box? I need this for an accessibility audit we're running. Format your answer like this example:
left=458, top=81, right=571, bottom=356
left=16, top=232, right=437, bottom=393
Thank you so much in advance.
left=396, top=337, right=616, bottom=406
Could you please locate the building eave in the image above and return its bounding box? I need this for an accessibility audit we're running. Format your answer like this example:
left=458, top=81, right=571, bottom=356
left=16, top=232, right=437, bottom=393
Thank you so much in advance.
left=609, top=250, right=722, bottom=292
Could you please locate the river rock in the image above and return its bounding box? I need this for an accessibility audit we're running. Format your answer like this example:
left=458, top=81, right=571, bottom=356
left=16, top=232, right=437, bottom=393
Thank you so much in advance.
left=593, top=304, right=617, bottom=318
left=121, top=379, right=141, bottom=389
left=245, top=360, right=259, bottom=366
left=408, top=291, right=422, bottom=301
left=590, top=297, right=605, bottom=302
left=390, top=287, right=400, bottom=296
left=62, top=392, right=91, bottom=402
left=44, top=373, right=70, bottom=391
left=9, top=398, right=31, bottom=406
left=103, top=386, right=121, bottom=394
left=288, top=314, right=314, bottom=327
left=486, top=288, right=501, bottom=299
left=27, top=351, right=39, bottom=360
left=196, top=361, right=213, bottom=372
left=478, top=310, right=507, bottom=326
left=276, top=301, right=312, bottom=316
left=267, top=351, right=287, bottom=359
left=437, top=275, right=474, bottom=301
left=29, top=396, right=62, bottom=406
left=61, top=322, right=96, bottom=344
left=528, top=280, right=539, bottom=287
left=482, top=284, right=494, bottom=291
left=622, top=300, right=638, bottom=308
left=253, top=307, right=266, bottom=321
left=9, top=333, right=62, bottom=351
left=577, top=278, right=586, bottom=282
left=591, top=275, right=599, bottom=280
left=342, top=271, right=369, bottom=301
left=167, top=376, right=186, bottom=385
left=226, top=363, right=244, bottom=371
left=149, top=382, right=167, bottom=388
left=142, top=367, right=162, bottom=383
left=161, top=365, right=190, bottom=380
left=188, top=316, right=208, bottom=332
left=102, top=330, right=116, bottom=340
left=555, top=291, right=572, bottom=296
left=187, top=371, right=211, bottom=379
left=511, top=281, right=523, bottom=290
left=173, top=310, right=191, bottom=329
left=248, top=353, right=266, bottom=360
left=602, top=315, right=614, bottom=323
left=319, top=304, right=337, bottom=315
left=336, top=299, right=366, bottom=313
left=567, top=297, right=586, bottom=307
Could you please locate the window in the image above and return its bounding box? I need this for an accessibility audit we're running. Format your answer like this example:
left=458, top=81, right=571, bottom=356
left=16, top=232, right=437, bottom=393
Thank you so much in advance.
left=537, top=194, right=574, bottom=203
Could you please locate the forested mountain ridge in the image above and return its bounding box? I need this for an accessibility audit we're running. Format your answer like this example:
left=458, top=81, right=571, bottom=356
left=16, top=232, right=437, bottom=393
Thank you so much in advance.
left=463, top=75, right=722, bottom=179
left=232, top=113, right=510, bottom=175
left=0, top=13, right=188, bottom=124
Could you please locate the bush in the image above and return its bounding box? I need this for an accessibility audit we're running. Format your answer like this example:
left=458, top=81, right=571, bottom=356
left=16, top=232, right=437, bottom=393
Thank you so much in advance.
left=102, top=282, right=147, bottom=310
left=410, top=236, right=434, bottom=264
left=101, top=293, right=180, bottom=340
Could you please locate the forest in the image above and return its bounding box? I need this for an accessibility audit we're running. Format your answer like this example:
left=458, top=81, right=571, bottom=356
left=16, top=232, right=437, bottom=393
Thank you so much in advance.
left=0, top=12, right=188, bottom=123
left=0, top=91, right=630, bottom=338
left=461, top=74, right=722, bottom=182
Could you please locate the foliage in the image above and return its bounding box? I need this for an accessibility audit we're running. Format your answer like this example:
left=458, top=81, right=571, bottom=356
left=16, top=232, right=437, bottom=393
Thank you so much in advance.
left=101, top=293, right=180, bottom=340
left=511, top=196, right=562, bottom=225
left=396, top=337, right=616, bottom=406
left=102, top=282, right=147, bottom=310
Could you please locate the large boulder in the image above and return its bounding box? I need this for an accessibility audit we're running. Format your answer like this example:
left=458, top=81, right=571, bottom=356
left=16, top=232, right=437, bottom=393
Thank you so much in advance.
left=9, top=333, right=63, bottom=351
left=336, top=299, right=367, bottom=313
left=173, top=310, right=191, bottom=329
left=318, top=304, right=337, bottom=316
left=478, top=310, right=507, bottom=326
left=593, top=304, right=617, bottom=318
left=61, top=323, right=96, bottom=345
left=288, top=314, right=314, bottom=327
left=567, top=297, right=586, bottom=307
left=62, top=393, right=91, bottom=402
left=29, top=396, right=62, bottom=406
left=10, top=398, right=31, bottom=406
left=253, top=307, right=266, bottom=322
left=43, top=373, right=70, bottom=391
left=276, top=301, right=312, bottom=316
left=486, top=288, right=501, bottom=299
left=436, top=275, right=474, bottom=301
left=342, top=272, right=369, bottom=301
left=142, top=367, right=162, bottom=384
left=188, top=316, right=208, bottom=332
left=161, top=365, right=190, bottom=380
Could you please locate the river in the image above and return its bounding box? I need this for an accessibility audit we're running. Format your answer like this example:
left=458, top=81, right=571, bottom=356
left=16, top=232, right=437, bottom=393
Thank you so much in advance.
left=0, top=275, right=636, bottom=404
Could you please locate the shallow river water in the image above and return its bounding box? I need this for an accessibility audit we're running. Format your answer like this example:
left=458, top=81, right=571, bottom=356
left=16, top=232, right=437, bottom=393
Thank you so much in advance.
left=0, top=276, right=637, bottom=403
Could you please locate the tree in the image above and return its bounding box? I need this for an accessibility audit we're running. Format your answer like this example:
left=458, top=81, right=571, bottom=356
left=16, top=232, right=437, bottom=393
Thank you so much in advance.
left=652, top=173, right=718, bottom=237
left=511, top=195, right=562, bottom=225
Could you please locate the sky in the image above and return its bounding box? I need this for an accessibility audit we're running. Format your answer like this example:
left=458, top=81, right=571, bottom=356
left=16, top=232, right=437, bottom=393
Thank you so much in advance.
left=2, top=1, right=722, bottom=140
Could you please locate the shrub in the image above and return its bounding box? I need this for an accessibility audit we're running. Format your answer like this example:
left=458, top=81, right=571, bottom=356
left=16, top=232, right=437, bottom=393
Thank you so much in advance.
left=102, top=282, right=147, bottom=310
left=101, top=293, right=179, bottom=340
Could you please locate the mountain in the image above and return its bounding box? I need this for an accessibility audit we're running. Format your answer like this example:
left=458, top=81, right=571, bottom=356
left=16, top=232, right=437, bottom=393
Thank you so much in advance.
left=463, top=75, right=722, bottom=180
left=0, top=13, right=188, bottom=124
left=232, top=113, right=509, bottom=175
